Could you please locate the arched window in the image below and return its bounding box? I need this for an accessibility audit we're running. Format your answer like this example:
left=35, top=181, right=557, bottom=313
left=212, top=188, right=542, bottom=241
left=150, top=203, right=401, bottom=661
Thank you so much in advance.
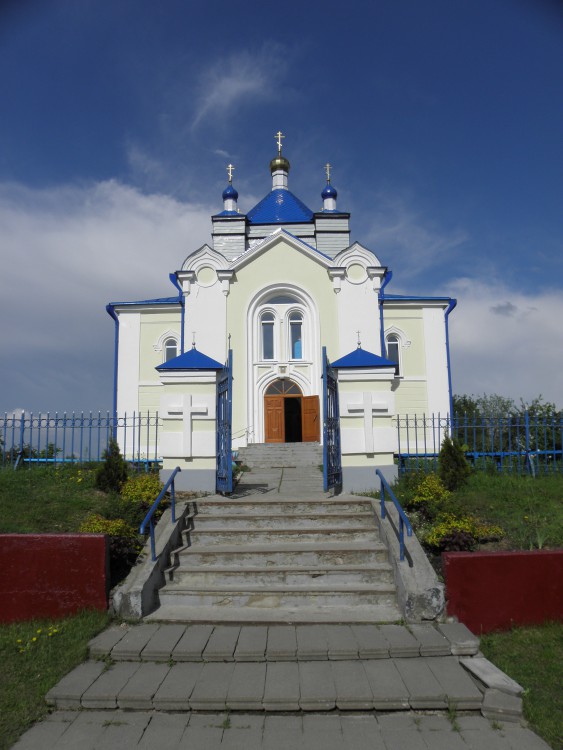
left=386, top=333, right=401, bottom=376
left=261, top=312, right=275, bottom=360
left=164, top=337, right=178, bottom=362
left=265, top=379, right=302, bottom=395
left=289, top=312, right=303, bottom=360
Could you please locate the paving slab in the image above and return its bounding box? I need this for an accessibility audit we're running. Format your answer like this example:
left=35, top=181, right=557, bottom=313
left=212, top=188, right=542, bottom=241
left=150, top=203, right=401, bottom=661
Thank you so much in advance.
left=437, top=622, right=480, bottom=655
left=203, top=625, right=241, bottom=661
left=45, top=659, right=106, bottom=708
left=188, top=661, right=236, bottom=710
left=351, top=624, right=389, bottom=658
left=172, top=624, right=214, bottom=660
left=296, top=625, right=328, bottom=660
left=340, top=714, right=385, bottom=750
left=226, top=662, right=267, bottom=710
left=234, top=625, right=268, bottom=661
left=409, top=624, right=451, bottom=656
left=379, top=727, right=428, bottom=750
left=262, top=715, right=304, bottom=750
left=81, top=662, right=141, bottom=708
left=302, top=714, right=344, bottom=750
left=325, top=624, right=359, bottom=659
left=88, top=625, right=128, bottom=658
left=419, top=728, right=468, bottom=749
left=177, top=712, right=226, bottom=748
left=44, top=710, right=110, bottom=749
left=116, top=662, right=170, bottom=709
left=141, top=624, right=186, bottom=661
left=481, top=688, right=523, bottom=723
left=266, top=625, right=297, bottom=660
left=263, top=661, right=300, bottom=710
left=460, top=656, right=524, bottom=696
left=331, top=660, right=373, bottom=709
left=425, top=656, right=484, bottom=709
left=394, top=658, right=448, bottom=708
left=494, top=724, right=553, bottom=749
left=91, top=710, right=149, bottom=749
left=299, top=661, right=336, bottom=710
left=363, top=659, right=410, bottom=709
left=221, top=714, right=265, bottom=750
left=11, top=712, right=74, bottom=749
left=111, top=624, right=160, bottom=661
left=136, top=712, right=189, bottom=748
left=153, top=661, right=204, bottom=710
left=380, top=623, right=421, bottom=657
left=460, top=726, right=514, bottom=749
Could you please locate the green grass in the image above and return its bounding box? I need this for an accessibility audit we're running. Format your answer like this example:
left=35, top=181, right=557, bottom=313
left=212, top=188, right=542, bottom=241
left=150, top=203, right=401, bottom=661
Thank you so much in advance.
left=0, top=464, right=113, bottom=533
left=451, top=472, right=563, bottom=550
left=0, top=610, right=110, bottom=750
left=480, top=622, right=563, bottom=750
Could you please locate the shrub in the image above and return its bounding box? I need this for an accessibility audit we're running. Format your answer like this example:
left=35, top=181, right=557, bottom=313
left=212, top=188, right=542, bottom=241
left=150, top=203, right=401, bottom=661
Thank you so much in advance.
left=95, top=438, right=128, bottom=493
left=79, top=513, right=142, bottom=585
left=438, top=435, right=471, bottom=491
left=425, top=513, right=504, bottom=553
left=403, top=473, right=453, bottom=520
left=121, top=473, right=162, bottom=505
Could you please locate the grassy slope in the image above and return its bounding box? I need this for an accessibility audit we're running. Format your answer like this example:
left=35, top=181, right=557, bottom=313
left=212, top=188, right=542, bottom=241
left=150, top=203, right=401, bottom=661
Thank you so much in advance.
left=481, top=623, right=563, bottom=750
left=0, top=611, right=110, bottom=750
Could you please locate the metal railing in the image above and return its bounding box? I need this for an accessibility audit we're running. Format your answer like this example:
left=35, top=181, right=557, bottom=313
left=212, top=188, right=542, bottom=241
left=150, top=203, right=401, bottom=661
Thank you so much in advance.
left=376, top=469, right=412, bottom=562
left=139, top=466, right=181, bottom=562
left=1, top=411, right=162, bottom=469
left=395, top=412, right=563, bottom=475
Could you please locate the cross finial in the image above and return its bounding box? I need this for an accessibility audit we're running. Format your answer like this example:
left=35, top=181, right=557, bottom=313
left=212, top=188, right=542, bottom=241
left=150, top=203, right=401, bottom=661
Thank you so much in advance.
left=226, top=164, right=235, bottom=183
left=275, top=130, right=285, bottom=155
left=357, top=330, right=361, bottom=348
left=325, top=162, right=332, bottom=183
left=192, top=331, right=196, bottom=349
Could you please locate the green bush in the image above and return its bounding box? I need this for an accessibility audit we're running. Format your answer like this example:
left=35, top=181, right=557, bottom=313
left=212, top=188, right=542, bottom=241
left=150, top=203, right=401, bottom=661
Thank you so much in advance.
left=121, top=473, right=162, bottom=505
left=402, top=473, right=453, bottom=521
left=79, top=513, right=142, bottom=586
left=424, top=513, right=504, bottom=552
left=438, top=435, right=471, bottom=491
left=95, top=439, right=128, bottom=493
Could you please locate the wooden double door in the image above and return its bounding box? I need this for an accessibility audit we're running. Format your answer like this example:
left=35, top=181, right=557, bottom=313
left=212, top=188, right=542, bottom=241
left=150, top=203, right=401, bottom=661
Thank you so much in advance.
left=265, top=394, right=320, bottom=443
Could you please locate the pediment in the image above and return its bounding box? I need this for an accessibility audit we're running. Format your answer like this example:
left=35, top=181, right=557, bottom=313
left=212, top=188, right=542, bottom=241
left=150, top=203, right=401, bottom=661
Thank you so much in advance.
left=181, top=244, right=228, bottom=272
left=230, top=229, right=333, bottom=272
left=333, top=242, right=383, bottom=268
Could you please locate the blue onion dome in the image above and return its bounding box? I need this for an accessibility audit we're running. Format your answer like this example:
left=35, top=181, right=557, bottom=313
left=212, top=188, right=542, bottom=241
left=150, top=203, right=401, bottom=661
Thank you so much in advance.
left=222, top=183, right=238, bottom=201
left=322, top=182, right=337, bottom=200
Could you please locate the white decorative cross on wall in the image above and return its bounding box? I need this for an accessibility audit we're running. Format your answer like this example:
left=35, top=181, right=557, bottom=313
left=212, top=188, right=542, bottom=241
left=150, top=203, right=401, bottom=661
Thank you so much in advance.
left=346, top=392, right=391, bottom=453
left=161, top=394, right=209, bottom=457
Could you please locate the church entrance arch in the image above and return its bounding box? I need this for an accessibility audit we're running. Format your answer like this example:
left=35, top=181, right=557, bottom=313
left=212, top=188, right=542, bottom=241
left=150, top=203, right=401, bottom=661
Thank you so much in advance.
left=264, top=379, right=320, bottom=444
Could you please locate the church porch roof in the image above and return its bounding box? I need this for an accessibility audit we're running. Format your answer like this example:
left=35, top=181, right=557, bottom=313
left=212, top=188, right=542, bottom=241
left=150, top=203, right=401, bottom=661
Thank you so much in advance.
left=331, top=346, right=396, bottom=369
left=156, top=346, right=223, bottom=371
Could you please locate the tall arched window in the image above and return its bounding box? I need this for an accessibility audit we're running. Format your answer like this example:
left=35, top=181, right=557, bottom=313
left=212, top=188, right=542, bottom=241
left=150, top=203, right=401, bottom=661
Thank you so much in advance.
left=386, top=333, right=401, bottom=376
left=261, top=312, right=275, bottom=360
left=164, top=337, right=178, bottom=362
left=289, top=312, right=303, bottom=360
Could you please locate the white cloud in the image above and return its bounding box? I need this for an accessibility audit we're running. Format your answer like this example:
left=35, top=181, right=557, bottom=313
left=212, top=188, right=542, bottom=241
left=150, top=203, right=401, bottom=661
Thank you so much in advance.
left=191, top=45, right=289, bottom=129
left=447, top=278, right=563, bottom=406
left=0, top=180, right=213, bottom=411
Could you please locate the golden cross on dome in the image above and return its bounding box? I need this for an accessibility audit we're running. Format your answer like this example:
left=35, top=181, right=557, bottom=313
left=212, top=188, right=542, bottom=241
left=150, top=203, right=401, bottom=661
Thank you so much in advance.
left=275, top=130, right=285, bottom=154
left=226, top=163, right=235, bottom=183
left=325, top=162, right=332, bottom=182
left=357, top=330, right=361, bottom=348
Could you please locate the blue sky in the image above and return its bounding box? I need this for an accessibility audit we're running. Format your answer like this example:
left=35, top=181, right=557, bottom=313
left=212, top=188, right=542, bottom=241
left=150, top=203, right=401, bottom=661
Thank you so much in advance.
left=1, top=0, right=562, bottom=413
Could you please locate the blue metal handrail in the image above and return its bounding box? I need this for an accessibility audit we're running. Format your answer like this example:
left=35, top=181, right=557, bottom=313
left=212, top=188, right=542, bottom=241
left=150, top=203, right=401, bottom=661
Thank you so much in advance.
left=375, top=469, right=412, bottom=562
left=139, top=467, right=181, bottom=562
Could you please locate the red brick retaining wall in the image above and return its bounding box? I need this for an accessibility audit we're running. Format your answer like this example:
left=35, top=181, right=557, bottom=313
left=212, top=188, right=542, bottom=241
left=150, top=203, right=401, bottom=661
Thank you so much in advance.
left=0, top=534, right=109, bottom=622
left=443, top=549, right=563, bottom=633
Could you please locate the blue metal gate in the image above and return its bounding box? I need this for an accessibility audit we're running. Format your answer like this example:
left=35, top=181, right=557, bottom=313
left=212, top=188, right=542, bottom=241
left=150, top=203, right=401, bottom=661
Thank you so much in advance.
left=216, top=349, right=233, bottom=494
left=322, top=346, right=342, bottom=492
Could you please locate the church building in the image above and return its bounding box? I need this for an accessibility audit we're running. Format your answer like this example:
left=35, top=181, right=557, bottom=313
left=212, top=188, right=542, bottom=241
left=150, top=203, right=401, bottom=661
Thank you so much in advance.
left=107, top=134, right=456, bottom=493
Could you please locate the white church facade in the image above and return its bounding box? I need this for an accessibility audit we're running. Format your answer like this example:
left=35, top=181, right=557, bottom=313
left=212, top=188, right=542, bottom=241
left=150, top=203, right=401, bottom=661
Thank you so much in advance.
left=107, top=134, right=456, bottom=493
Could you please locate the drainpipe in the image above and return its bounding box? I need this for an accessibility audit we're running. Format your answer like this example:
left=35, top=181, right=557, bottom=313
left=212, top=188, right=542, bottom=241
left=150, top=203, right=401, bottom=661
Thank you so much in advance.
left=378, top=269, right=393, bottom=356
left=169, top=272, right=185, bottom=354
left=445, top=298, right=457, bottom=432
left=106, top=304, right=119, bottom=437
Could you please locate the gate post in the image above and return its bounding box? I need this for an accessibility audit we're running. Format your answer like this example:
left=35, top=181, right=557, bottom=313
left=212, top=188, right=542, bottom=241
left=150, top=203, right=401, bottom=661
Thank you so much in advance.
left=322, top=347, right=342, bottom=492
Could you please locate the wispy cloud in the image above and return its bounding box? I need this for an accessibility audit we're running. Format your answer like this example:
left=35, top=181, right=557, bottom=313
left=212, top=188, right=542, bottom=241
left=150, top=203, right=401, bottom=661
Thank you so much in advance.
left=191, top=44, right=289, bottom=130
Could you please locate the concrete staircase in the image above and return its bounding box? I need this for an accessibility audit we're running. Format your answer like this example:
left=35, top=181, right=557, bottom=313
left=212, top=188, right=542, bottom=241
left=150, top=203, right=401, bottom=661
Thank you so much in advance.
left=147, top=442, right=401, bottom=623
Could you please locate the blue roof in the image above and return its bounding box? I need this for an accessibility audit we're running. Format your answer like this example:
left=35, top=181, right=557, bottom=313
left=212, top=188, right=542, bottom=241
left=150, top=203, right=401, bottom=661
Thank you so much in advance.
left=247, top=189, right=314, bottom=224
left=110, top=296, right=180, bottom=307
left=331, top=346, right=396, bottom=369
left=212, top=210, right=243, bottom=218
left=383, top=294, right=452, bottom=302
left=222, top=183, right=238, bottom=200
left=321, top=183, right=337, bottom=200
left=156, top=346, right=223, bottom=371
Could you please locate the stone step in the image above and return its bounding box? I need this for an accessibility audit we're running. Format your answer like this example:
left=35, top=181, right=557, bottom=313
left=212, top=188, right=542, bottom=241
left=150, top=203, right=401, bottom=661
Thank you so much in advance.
left=157, top=582, right=397, bottom=609
left=189, top=512, right=376, bottom=530
left=185, top=527, right=380, bottom=545
left=46, top=655, right=485, bottom=713
left=169, top=563, right=394, bottom=587
left=192, top=499, right=373, bottom=514
left=174, top=541, right=390, bottom=567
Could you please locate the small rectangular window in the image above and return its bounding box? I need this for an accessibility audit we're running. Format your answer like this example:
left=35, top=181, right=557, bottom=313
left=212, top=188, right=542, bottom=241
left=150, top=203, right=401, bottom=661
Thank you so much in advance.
left=263, top=323, right=274, bottom=360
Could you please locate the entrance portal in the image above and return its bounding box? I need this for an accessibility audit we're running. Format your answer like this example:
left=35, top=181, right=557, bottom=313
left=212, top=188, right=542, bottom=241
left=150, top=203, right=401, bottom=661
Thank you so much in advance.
left=264, top=379, right=320, bottom=443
